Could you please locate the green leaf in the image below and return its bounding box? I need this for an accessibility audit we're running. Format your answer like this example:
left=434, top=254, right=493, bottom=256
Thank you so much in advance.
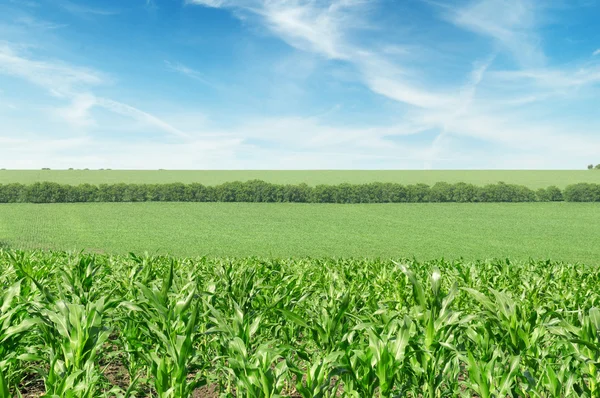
left=279, top=309, right=310, bottom=329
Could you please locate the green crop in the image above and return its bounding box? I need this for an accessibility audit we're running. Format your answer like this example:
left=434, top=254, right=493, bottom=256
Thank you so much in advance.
left=1, top=249, right=600, bottom=397
left=2, top=202, right=600, bottom=265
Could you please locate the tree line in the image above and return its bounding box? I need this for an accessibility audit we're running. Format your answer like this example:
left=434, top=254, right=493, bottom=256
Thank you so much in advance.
left=0, top=180, right=599, bottom=203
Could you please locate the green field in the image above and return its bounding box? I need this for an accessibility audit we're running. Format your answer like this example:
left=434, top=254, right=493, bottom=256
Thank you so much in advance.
left=1, top=251, right=599, bottom=397
left=1, top=169, right=599, bottom=188
left=1, top=202, right=597, bottom=263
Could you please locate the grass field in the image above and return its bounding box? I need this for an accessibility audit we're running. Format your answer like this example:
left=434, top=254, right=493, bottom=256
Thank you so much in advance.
left=1, top=169, right=599, bottom=188
left=1, top=202, right=597, bottom=263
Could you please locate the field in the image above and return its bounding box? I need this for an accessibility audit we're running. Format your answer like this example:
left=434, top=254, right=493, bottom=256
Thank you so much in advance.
left=1, top=251, right=599, bottom=397
left=1, top=202, right=598, bottom=264
left=2, top=169, right=600, bottom=188
left=1, top=170, right=599, bottom=397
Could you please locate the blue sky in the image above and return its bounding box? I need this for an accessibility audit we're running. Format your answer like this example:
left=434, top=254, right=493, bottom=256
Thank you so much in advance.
left=0, top=0, right=599, bottom=169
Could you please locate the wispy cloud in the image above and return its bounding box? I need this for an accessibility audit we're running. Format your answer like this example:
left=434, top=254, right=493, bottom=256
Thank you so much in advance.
left=0, top=42, right=105, bottom=97
left=490, top=65, right=600, bottom=90
left=165, top=61, right=214, bottom=87
left=2, top=0, right=599, bottom=169
left=95, top=98, right=192, bottom=139
left=188, top=0, right=367, bottom=60
left=185, top=0, right=228, bottom=7
left=594, top=48, right=600, bottom=56
left=186, top=0, right=600, bottom=168
left=55, top=93, right=97, bottom=128
left=187, top=0, right=459, bottom=110
left=7, top=0, right=39, bottom=7
left=15, top=16, right=67, bottom=30
left=447, top=0, right=544, bottom=68
left=58, top=0, right=120, bottom=16
left=0, top=43, right=192, bottom=139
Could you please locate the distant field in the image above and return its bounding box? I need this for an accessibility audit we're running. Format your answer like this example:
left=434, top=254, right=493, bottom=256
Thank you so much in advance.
left=1, top=170, right=599, bottom=188
left=1, top=202, right=597, bottom=264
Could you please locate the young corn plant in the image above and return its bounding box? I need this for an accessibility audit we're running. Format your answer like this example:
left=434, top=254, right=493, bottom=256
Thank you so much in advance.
left=33, top=282, right=117, bottom=397
left=120, top=262, right=207, bottom=398
left=289, top=352, right=343, bottom=398
left=398, top=264, right=470, bottom=398
left=12, top=252, right=119, bottom=397
left=280, top=287, right=352, bottom=354
left=335, top=314, right=414, bottom=398
left=368, top=316, right=414, bottom=397
left=41, top=297, right=117, bottom=397
left=462, top=351, right=521, bottom=398
left=552, top=307, right=600, bottom=396
left=223, top=337, right=289, bottom=398
left=206, top=299, right=264, bottom=394
left=0, top=280, right=41, bottom=397
left=538, top=360, right=577, bottom=397
left=463, top=287, right=552, bottom=393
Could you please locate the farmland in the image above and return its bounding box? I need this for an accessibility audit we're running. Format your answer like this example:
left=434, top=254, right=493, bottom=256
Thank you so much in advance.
left=2, top=169, right=600, bottom=189
left=1, top=172, right=599, bottom=397
left=1, top=251, right=599, bottom=397
left=0, top=202, right=598, bottom=264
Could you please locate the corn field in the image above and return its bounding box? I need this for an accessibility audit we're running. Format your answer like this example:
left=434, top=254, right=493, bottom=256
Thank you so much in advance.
left=1, top=250, right=599, bottom=397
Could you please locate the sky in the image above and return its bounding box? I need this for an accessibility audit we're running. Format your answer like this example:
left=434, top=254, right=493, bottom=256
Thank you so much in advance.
left=0, top=0, right=599, bottom=169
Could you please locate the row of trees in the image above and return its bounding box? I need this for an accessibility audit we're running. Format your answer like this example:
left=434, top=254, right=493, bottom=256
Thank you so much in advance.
left=587, top=164, right=600, bottom=169
left=0, top=180, right=598, bottom=203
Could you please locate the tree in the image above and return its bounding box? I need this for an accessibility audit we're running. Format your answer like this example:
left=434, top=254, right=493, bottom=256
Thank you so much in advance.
left=595, top=164, right=600, bottom=170
left=588, top=164, right=594, bottom=170
left=429, top=182, right=454, bottom=202
left=563, top=183, right=600, bottom=202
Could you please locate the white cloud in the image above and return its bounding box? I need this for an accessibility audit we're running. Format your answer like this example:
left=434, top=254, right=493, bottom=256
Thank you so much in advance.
left=448, top=0, right=545, bottom=68
left=0, top=43, right=193, bottom=139
left=165, top=61, right=214, bottom=87
left=184, top=0, right=600, bottom=168
left=188, top=0, right=366, bottom=60
left=185, top=0, right=460, bottom=110
left=1, top=0, right=599, bottom=169
left=95, top=98, right=192, bottom=139
left=593, top=49, right=600, bottom=56
left=185, top=0, right=230, bottom=7
left=0, top=43, right=105, bottom=97
left=55, top=93, right=97, bottom=128
left=15, top=16, right=67, bottom=30
left=58, top=1, right=119, bottom=16
left=0, top=135, right=243, bottom=169
left=490, top=66, right=600, bottom=91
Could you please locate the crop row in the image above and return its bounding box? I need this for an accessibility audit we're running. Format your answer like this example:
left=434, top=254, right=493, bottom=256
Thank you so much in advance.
left=1, top=251, right=599, bottom=397
left=1, top=180, right=600, bottom=203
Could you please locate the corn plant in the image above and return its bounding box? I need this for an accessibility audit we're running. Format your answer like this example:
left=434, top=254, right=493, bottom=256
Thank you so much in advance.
left=1, top=251, right=600, bottom=397
left=552, top=307, right=600, bottom=396
left=398, top=264, right=471, bottom=398
left=462, top=351, right=521, bottom=398
left=120, top=262, right=206, bottom=398
left=289, top=352, right=343, bottom=398
left=280, top=287, right=352, bottom=354
left=0, top=280, right=41, bottom=397
left=223, top=338, right=289, bottom=398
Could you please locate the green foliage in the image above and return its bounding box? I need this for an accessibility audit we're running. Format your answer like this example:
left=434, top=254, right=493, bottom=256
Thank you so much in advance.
left=429, top=182, right=454, bottom=202
left=5, top=180, right=600, bottom=203
left=563, top=183, right=600, bottom=202
left=119, top=261, right=207, bottom=397
left=0, top=183, right=26, bottom=203
left=536, top=185, right=563, bottom=201
left=2, top=251, right=600, bottom=396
